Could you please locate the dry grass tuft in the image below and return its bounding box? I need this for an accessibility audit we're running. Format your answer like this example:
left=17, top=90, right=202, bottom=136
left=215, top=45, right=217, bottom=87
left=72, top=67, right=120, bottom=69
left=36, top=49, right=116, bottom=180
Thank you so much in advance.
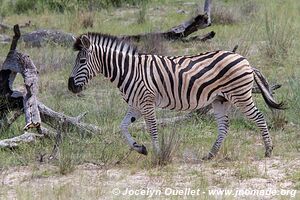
left=81, top=13, right=94, bottom=29
left=152, top=129, right=181, bottom=166
left=211, top=3, right=240, bottom=25
left=270, top=111, right=287, bottom=130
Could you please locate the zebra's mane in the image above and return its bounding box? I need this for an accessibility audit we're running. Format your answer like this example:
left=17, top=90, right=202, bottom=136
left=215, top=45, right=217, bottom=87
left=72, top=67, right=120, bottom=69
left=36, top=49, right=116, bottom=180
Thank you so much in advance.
left=73, top=32, right=138, bottom=55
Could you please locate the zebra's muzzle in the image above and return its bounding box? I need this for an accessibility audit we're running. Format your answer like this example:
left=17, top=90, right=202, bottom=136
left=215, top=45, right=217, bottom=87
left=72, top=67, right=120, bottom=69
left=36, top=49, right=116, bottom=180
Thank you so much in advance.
left=68, top=77, right=83, bottom=93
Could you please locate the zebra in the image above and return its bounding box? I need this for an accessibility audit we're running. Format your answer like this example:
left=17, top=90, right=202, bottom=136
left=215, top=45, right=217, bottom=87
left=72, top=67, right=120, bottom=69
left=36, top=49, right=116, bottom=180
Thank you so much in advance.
left=68, top=32, right=284, bottom=160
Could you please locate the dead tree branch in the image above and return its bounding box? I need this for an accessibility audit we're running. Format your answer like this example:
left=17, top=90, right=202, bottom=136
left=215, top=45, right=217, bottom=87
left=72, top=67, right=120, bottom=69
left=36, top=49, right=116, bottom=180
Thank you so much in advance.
left=204, top=0, right=212, bottom=25
left=0, top=127, right=55, bottom=148
left=122, top=0, right=213, bottom=42
left=0, top=24, right=101, bottom=149
left=182, top=31, right=215, bottom=42
left=19, top=53, right=41, bottom=130
left=38, top=101, right=101, bottom=134
left=123, top=13, right=211, bottom=42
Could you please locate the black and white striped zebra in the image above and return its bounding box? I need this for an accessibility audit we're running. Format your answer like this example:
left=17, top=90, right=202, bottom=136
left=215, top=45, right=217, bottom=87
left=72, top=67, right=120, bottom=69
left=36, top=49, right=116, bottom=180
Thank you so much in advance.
left=68, top=33, right=284, bottom=159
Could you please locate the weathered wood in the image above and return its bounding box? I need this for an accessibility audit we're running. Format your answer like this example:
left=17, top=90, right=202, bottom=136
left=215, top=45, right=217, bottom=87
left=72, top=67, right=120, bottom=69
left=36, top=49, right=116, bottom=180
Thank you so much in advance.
left=123, top=13, right=211, bottom=42
left=0, top=23, right=11, bottom=32
left=11, top=25, right=21, bottom=51
left=182, top=31, right=215, bottom=42
left=0, top=132, right=43, bottom=148
left=38, top=101, right=101, bottom=134
left=18, top=53, right=41, bottom=130
left=0, top=127, right=55, bottom=148
left=0, top=24, right=102, bottom=148
left=0, top=34, right=10, bottom=44
left=204, top=0, right=212, bottom=25
left=0, top=21, right=31, bottom=33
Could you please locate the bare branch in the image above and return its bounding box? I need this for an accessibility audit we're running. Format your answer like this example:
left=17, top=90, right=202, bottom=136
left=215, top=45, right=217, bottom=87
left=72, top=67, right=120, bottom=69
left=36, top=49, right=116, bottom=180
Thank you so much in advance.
left=37, top=101, right=102, bottom=134
left=0, top=127, right=55, bottom=148
left=0, top=23, right=11, bottom=32
left=122, top=13, right=210, bottom=41
left=16, top=53, right=41, bottom=130
left=10, top=25, right=21, bottom=51
left=204, top=0, right=212, bottom=25
left=0, top=132, right=43, bottom=148
left=182, top=31, right=215, bottom=42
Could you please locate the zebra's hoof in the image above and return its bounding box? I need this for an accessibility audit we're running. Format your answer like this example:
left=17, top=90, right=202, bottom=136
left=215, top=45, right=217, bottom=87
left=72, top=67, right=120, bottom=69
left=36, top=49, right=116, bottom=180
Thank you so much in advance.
left=202, top=152, right=214, bottom=161
left=265, top=147, right=273, bottom=158
left=138, top=145, right=148, bottom=155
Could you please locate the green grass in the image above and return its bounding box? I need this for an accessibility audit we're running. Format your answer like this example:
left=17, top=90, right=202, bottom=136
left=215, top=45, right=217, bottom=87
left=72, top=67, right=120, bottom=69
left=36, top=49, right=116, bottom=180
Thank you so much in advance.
left=0, top=0, right=300, bottom=199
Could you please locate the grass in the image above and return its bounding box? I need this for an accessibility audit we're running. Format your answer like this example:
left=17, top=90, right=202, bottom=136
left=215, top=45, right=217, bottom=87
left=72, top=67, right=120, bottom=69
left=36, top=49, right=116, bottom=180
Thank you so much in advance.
left=0, top=0, right=300, bottom=199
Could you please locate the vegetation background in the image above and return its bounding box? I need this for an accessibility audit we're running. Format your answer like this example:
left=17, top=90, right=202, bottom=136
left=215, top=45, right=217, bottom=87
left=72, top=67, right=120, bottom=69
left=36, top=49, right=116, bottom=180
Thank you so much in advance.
left=0, top=0, right=299, bottom=199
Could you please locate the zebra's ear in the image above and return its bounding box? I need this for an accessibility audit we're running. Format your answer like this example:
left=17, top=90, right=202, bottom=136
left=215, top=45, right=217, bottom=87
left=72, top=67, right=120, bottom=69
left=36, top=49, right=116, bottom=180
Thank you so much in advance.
left=81, top=35, right=91, bottom=49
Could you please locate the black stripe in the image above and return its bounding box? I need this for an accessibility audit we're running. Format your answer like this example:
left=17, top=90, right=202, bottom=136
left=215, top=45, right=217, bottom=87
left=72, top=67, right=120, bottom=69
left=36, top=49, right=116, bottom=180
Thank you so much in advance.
left=152, top=55, right=171, bottom=106
left=207, top=71, right=253, bottom=100
left=187, top=52, right=233, bottom=108
left=198, top=57, right=245, bottom=102
left=223, top=79, right=253, bottom=94
left=117, top=46, right=124, bottom=87
left=188, top=51, right=221, bottom=67
left=110, top=46, right=118, bottom=82
left=160, top=57, right=175, bottom=109
left=123, top=54, right=135, bottom=94
left=149, top=59, right=163, bottom=97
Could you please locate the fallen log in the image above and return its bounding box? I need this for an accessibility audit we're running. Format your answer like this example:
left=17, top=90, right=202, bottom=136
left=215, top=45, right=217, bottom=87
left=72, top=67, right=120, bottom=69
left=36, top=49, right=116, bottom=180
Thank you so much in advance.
left=38, top=101, right=102, bottom=134
left=123, top=0, right=213, bottom=42
left=124, top=13, right=210, bottom=41
left=182, top=31, right=215, bottom=42
left=0, top=21, right=31, bottom=33
left=0, top=127, right=55, bottom=148
left=0, top=24, right=101, bottom=149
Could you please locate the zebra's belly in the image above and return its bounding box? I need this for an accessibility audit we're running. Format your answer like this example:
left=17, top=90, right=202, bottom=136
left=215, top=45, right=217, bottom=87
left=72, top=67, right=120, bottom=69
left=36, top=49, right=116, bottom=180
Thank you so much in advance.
left=155, top=92, right=218, bottom=111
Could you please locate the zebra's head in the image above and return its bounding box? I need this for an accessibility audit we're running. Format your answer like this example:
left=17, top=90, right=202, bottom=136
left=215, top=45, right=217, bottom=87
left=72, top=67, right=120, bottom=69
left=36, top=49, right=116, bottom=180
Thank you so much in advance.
left=68, top=34, right=94, bottom=93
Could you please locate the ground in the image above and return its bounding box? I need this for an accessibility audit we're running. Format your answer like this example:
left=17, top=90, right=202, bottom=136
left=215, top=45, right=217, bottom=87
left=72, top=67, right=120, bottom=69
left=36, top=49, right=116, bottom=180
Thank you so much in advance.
left=1, top=157, right=299, bottom=199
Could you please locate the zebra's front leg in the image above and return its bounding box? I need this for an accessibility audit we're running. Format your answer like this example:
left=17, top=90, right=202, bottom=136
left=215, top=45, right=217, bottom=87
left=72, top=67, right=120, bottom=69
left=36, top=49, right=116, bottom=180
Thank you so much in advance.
left=202, top=99, right=230, bottom=160
left=142, top=106, right=161, bottom=156
left=120, top=107, right=147, bottom=155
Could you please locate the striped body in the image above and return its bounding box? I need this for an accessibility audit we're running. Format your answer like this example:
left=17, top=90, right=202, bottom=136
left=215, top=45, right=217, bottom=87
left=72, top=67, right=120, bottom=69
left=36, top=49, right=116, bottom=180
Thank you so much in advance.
left=69, top=33, right=284, bottom=159
left=138, top=52, right=251, bottom=111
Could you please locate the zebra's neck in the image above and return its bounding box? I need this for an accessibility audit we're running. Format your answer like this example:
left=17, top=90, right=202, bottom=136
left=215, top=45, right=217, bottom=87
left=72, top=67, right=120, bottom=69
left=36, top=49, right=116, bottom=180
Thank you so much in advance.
left=90, top=34, right=138, bottom=90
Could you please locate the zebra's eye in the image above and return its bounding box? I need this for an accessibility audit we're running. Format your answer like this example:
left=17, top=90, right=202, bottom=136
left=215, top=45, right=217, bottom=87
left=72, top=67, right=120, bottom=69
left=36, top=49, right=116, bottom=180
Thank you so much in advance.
left=79, top=59, right=86, bottom=64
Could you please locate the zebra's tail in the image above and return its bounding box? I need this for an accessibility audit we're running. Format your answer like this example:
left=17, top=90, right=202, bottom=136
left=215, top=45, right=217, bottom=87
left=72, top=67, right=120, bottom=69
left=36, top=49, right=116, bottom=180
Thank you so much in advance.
left=252, top=67, right=286, bottom=110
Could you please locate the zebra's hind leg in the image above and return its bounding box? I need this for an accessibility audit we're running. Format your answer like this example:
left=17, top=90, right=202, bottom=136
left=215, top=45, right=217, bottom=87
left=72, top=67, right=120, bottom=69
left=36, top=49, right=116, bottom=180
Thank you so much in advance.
left=120, top=107, right=147, bottom=155
left=234, top=98, right=273, bottom=157
left=202, top=98, right=230, bottom=160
